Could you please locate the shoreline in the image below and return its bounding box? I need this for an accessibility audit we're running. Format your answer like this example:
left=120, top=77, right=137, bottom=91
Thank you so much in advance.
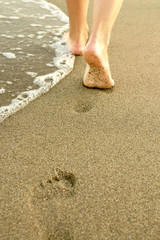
left=0, top=0, right=75, bottom=123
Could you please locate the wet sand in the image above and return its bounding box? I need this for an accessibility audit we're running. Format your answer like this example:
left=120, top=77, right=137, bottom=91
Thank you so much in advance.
left=0, top=0, right=74, bottom=122
left=0, top=0, right=160, bottom=239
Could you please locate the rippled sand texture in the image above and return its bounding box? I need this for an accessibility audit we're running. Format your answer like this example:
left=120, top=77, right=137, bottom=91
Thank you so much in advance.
left=0, top=0, right=75, bottom=122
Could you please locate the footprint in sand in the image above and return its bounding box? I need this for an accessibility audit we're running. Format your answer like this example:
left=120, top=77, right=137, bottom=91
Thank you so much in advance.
left=28, top=168, right=76, bottom=240
left=74, top=101, right=93, bottom=113
left=32, top=168, right=76, bottom=200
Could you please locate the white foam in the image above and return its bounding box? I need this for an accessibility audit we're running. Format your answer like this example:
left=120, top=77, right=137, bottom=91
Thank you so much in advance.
left=27, top=34, right=35, bottom=38
left=26, top=72, right=38, bottom=78
left=1, top=35, right=14, bottom=39
left=37, top=35, right=43, bottom=39
left=27, top=53, right=35, bottom=57
left=15, top=8, right=22, bottom=13
left=37, top=31, right=46, bottom=35
left=7, top=35, right=14, bottom=38
left=0, top=0, right=75, bottom=123
left=46, top=63, right=54, bottom=67
left=2, top=52, right=16, bottom=59
left=9, top=16, right=20, bottom=19
left=0, top=15, right=6, bottom=19
left=30, top=23, right=42, bottom=27
left=17, top=34, right=25, bottom=38
left=45, top=25, right=52, bottom=29
left=38, top=14, right=53, bottom=20
left=0, top=88, right=5, bottom=94
left=22, top=0, right=34, bottom=2
left=6, top=81, right=13, bottom=85
left=27, top=86, right=33, bottom=90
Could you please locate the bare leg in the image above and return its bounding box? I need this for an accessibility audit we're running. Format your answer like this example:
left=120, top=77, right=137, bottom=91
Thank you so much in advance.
left=83, top=0, right=123, bottom=88
left=65, top=0, right=89, bottom=55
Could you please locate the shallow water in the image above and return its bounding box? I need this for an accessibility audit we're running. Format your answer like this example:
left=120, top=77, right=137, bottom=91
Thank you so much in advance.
left=0, top=0, right=75, bottom=122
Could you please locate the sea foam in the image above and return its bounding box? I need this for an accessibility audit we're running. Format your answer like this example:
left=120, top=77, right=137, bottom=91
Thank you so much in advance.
left=2, top=52, right=16, bottom=59
left=0, top=0, right=75, bottom=123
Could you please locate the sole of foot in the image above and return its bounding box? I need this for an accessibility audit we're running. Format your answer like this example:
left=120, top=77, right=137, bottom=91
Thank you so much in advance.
left=83, top=49, right=115, bottom=89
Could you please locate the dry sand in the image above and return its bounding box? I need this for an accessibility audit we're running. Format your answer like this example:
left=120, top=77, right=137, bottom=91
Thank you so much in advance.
left=0, top=0, right=160, bottom=239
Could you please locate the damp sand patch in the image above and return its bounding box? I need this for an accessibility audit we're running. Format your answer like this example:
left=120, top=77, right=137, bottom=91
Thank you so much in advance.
left=0, top=0, right=75, bottom=123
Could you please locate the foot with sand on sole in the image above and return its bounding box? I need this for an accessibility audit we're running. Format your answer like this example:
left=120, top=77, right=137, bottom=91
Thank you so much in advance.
left=83, top=42, right=115, bottom=89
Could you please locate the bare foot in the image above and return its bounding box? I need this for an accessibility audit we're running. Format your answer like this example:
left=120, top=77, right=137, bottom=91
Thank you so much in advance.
left=83, top=43, right=115, bottom=89
left=64, top=28, right=88, bottom=55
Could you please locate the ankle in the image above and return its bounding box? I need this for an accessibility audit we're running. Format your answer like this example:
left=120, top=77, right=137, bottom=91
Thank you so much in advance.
left=69, top=24, right=89, bottom=43
left=87, top=33, right=110, bottom=50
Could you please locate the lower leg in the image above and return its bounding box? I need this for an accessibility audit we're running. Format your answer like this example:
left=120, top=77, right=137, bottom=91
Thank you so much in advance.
left=90, top=0, right=123, bottom=46
left=65, top=0, right=89, bottom=55
left=83, top=0, right=123, bottom=88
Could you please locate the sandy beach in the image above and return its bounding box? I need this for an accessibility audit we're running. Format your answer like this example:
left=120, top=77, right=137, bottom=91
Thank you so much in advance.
left=0, top=0, right=160, bottom=239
